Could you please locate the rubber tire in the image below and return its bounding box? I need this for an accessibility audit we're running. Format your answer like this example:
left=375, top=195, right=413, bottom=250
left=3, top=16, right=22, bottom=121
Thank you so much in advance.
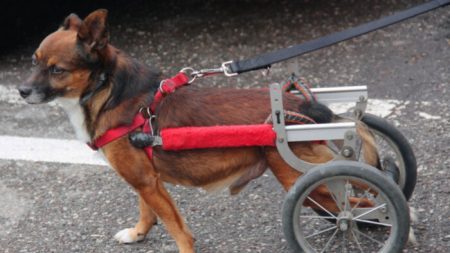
left=361, top=113, right=417, bottom=200
left=282, top=161, right=410, bottom=253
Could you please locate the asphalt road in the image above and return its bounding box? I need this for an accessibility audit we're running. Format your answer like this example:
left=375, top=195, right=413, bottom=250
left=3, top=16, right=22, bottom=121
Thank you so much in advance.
left=0, top=0, right=449, bottom=252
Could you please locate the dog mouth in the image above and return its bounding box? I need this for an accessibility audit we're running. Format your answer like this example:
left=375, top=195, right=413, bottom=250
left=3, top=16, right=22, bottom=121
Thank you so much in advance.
left=24, top=94, right=57, bottom=104
left=18, top=86, right=62, bottom=104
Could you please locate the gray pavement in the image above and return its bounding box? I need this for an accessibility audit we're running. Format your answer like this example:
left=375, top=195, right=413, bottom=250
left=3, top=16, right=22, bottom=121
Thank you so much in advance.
left=0, top=0, right=449, bottom=252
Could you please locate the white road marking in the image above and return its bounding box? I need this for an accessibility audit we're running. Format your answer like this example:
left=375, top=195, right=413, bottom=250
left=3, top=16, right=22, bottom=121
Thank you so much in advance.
left=328, top=99, right=400, bottom=118
left=0, top=135, right=108, bottom=166
left=418, top=112, right=441, bottom=120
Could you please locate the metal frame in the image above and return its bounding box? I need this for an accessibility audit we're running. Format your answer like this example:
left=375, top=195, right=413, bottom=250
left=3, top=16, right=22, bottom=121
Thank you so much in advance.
left=312, top=86, right=367, bottom=104
left=270, top=83, right=362, bottom=173
left=293, top=85, right=368, bottom=119
left=291, top=85, right=368, bottom=104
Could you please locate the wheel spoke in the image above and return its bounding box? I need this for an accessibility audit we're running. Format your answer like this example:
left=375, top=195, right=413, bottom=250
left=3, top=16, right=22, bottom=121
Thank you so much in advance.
left=300, top=215, right=337, bottom=220
left=307, top=196, right=337, bottom=218
left=320, top=228, right=339, bottom=253
left=351, top=228, right=364, bottom=253
left=305, top=225, right=337, bottom=239
left=353, top=228, right=385, bottom=246
left=342, top=231, right=347, bottom=253
left=353, top=218, right=392, bottom=227
left=353, top=203, right=386, bottom=219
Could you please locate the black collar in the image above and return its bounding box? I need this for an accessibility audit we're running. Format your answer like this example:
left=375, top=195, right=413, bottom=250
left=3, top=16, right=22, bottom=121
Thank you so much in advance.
left=79, top=72, right=108, bottom=105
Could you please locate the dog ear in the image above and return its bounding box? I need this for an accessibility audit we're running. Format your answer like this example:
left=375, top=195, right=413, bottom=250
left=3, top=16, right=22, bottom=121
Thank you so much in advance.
left=62, top=13, right=82, bottom=31
left=78, top=9, right=109, bottom=51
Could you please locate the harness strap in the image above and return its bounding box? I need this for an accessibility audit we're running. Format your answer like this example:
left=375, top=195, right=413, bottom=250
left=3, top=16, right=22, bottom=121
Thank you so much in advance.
left=150, top=72, right=190, bottom=113
left=282, top=76, right=316, bottom=102
left=87, top=72, right=190, bottom=151
left=87, top=113, right=146, bottom=150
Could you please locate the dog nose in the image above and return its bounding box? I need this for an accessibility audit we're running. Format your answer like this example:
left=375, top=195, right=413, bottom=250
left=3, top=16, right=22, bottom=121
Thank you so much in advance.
left=18, top=87, right=32, bottom=98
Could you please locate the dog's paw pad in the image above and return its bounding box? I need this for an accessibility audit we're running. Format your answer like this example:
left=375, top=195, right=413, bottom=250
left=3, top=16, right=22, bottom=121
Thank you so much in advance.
left=114, top=228, right=145, bottom=244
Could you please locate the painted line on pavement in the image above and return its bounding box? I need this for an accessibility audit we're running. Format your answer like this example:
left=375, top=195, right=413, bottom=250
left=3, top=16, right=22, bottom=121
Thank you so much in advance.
left=0, top=135, right=108, bottom=166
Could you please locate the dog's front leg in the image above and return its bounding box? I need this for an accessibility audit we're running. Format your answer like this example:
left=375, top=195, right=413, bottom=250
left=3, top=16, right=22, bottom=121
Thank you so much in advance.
left=114, top=195, right=157, bottom=243
left=104, top=141, right=194, bottom=252
left=137, top=176, right=195, bottom=253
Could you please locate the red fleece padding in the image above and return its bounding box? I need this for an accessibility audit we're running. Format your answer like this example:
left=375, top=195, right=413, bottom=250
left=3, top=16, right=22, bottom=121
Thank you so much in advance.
left=160, top=124, right=276, bottom=151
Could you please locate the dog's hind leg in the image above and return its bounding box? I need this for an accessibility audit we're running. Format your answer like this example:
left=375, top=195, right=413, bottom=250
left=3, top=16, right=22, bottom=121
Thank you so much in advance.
left=265, top=143, right=334, bottom=191
left=229, top=160, right=267, bottom=195
left=333, top=116, right=380, bottom=169
left=114, top=195, right=157, bottom=243
left=265, top=143, right=373, bottom=212
left=356, top=121, right=380, bottom=168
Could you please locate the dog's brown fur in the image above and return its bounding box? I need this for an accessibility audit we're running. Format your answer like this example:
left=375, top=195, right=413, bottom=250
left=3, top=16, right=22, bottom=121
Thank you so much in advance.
left=19, top=10, right=378, bottom=253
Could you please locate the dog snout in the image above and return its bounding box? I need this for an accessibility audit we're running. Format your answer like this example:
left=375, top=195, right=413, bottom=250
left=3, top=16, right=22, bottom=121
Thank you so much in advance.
left=18, top=86, right=32, bottom=98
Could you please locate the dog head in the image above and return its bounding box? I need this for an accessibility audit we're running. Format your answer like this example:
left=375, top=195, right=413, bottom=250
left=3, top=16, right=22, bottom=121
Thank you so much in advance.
left=18, top=9, right=110, bottom=104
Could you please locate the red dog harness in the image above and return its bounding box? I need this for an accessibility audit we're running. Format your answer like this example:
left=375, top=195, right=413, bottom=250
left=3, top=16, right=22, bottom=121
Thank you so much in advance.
left=87, top=72, right=320, bottom=158
left=87, top=72, right=190, bottom=156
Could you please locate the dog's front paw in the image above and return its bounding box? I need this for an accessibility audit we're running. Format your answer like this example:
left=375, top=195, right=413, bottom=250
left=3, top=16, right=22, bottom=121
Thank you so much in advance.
left=114, top=228, right=145, bottom=244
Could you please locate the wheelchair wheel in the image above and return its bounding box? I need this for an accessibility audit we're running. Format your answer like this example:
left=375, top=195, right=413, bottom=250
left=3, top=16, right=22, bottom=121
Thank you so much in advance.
left=282, top=161, right=410, bottom=253
left=360, top=113, right=417, bottom=200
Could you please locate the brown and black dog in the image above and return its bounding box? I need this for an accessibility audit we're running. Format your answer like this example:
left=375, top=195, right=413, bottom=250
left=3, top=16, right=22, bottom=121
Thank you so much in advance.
left=18, top=9, right=379, bottom=253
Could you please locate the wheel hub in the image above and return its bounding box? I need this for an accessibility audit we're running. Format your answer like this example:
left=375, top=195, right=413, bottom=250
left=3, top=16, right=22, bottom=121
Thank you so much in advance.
left=337, top=211, right=354, bottom=232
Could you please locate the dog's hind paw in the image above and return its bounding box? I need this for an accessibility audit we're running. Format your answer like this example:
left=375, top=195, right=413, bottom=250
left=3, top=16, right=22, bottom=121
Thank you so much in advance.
left=114, top=228, right=145, bottom=244
left=410, top=207, right=418, bottom=224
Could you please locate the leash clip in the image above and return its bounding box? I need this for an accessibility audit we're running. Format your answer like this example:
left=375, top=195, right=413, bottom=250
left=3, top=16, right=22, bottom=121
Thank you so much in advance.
left=221, top=61, right=238, bottom=77
left=178, top=62, right=238, bottom=82
left=182, top=67, right=226, bottom=82
left=191, top=67, right=224, bottom=78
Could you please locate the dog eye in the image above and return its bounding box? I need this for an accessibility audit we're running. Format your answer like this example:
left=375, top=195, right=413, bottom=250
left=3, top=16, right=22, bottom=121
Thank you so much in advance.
left=50, top=66, right=65, bottom=75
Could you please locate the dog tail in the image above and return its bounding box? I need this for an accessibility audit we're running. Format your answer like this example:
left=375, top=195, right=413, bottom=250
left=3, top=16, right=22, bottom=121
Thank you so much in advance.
left=299, top=101, right=334, bottom=124
left=356, top=122, right=382, bottom=169
left=300, top=101, right=382, bottom=170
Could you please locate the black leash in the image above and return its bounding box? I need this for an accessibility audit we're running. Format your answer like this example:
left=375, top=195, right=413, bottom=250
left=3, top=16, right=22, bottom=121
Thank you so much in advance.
left=222, top=0, right=450, bottom=76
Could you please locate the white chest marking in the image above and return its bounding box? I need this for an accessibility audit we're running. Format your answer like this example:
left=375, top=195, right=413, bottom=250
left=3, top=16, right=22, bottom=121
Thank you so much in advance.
left=56, top=98, right=90, bottom=142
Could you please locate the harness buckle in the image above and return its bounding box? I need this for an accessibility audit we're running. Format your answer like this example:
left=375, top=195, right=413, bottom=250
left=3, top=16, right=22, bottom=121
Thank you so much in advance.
left=147, top=115, right=157, bottom=136
left=159, top=79, right=168, bottom=94
left=139, top=106, right=157, bottom=135
left=139, top=107, right=154, bottom=119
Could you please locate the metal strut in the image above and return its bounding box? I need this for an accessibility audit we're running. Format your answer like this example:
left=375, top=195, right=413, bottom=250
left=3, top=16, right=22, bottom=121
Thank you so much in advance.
left=269, top=83, right=360, bottom=173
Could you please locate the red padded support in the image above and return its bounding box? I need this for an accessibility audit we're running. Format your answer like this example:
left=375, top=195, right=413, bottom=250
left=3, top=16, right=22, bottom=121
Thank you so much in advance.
left=160, top=124, right=276, bottom=151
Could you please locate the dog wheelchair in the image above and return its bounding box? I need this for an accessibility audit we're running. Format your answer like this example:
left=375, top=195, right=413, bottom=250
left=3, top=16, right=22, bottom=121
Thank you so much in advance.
left=267, top=80, right=416, bottom=252
left=130, top=70, right=417, bottom=252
